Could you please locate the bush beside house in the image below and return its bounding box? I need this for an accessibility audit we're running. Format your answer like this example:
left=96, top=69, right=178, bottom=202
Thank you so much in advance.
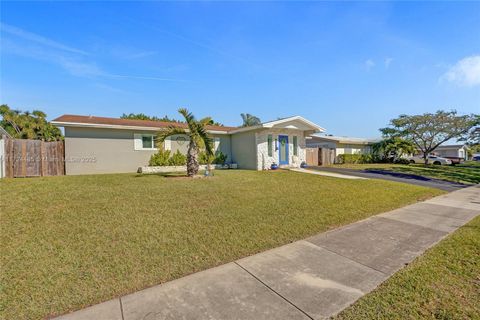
left=149, top=150, right=227, bottom=167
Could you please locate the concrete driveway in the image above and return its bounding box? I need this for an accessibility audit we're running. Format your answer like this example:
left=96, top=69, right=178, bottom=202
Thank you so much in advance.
left=308, top=166, right=469, bottom=191
left=54, top=186, right=479, bottom=320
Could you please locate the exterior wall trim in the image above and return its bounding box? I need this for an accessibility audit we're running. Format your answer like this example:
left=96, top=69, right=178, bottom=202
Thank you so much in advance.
left=52, top=121, right=230, bottom=135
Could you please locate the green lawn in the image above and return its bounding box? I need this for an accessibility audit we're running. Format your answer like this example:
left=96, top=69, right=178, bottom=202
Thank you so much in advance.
left=335, top=216, right=480, bottom=320
left=0, top=170, right=443, bottom=319
left=329, top=161, right=480, bottom=184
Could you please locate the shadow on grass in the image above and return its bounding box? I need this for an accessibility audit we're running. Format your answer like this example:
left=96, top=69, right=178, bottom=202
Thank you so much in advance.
left=135, top=171, right=211, bottom=179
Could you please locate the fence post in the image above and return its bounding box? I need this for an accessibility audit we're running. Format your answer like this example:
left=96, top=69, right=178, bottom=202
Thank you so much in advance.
left=40, top=140, right=46, bottom=176
left=0, top=137, right=4, bottom=178
left=6, top=138, right=13, bottom=178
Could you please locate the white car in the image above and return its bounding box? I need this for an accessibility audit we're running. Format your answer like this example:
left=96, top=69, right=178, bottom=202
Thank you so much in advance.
left=408, top=155, right=452, bottom=165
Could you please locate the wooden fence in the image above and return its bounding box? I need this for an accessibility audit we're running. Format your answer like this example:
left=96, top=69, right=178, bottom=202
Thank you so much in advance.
left=306, top=147, right=336, bottom=166
left=3, top=138, right=65, bottom=178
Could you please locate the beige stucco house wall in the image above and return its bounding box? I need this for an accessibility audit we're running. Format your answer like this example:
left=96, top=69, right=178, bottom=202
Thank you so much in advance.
left=64, top=127, right=231, bottom=175
left=64, top=127, right=157, bottom=175
left=231, top=131, right=257, bottom=169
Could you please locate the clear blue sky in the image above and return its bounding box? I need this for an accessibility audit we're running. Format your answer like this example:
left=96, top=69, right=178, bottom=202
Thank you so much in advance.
left=1, top=1, right=479, bottom=137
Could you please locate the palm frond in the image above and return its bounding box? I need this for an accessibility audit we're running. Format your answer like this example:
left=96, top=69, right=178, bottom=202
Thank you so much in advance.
left=156, top=127, right=187, bottom=148
left=195, top=122, right=214, bottom=156
left=200, top=117, right=214, bottom=126
left=178, top=108, right=197, bottom=132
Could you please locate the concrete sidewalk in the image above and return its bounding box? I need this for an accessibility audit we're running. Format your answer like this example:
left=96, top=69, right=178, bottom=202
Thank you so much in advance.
left=54, top=186, right=479, bottom=320
left=290, top=168, right=368, bottom=180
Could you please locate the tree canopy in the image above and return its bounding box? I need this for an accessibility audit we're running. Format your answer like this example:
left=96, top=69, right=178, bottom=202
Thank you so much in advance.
left=380, top=110, right=479, bottom=163
left=240, top=113, right=261, bottom=127
left=0, top=104, right=62, bottom=141
left=121, top=113, right=223, bottom=126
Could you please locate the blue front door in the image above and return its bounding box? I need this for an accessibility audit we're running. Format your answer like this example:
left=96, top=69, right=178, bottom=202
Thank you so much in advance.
left=278, top=135, right=289, bottom=165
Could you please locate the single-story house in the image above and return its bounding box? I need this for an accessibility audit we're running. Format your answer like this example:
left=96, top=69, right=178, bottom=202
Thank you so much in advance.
left=306, top=134, right=378, bottom=164
left=427, top=144, right=468, bottom=161
left=52, top=114, right=324, bottom=175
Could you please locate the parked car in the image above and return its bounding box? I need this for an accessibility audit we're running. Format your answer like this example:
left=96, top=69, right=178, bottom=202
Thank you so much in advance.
left=472, top=156, right=480, bottom=161
left=408, top=155, right=452, bottom=165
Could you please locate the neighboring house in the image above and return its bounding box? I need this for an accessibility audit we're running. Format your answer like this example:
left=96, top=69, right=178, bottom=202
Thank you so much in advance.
left=52, top=114, right=324, bottom=175
left=428, top=144, right=468, bottom=161
left=306, top=134, right=378, bottom=164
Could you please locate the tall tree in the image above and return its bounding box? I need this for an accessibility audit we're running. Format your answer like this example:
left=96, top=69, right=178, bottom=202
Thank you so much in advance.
left=240, top=113, right=261, bottom=127
left=0, top=104, right=62, bottom=141
left=380, top=110, right=479, bottom=164
left=156, top=108, right=214, bottom=177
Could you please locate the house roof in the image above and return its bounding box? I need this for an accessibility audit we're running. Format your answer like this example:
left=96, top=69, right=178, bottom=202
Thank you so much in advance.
left=228, top=116, right=325, bottom=134
left=52, top=114, right=325, bottom=135
left=52, top=114, right=236, bottom=134
left=433, top=144, right=467, bottom=150
left=309, top=134, right=379, bottom=145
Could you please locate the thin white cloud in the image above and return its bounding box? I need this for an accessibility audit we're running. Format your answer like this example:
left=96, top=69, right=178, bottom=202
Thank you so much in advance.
left=0, top=22, right=89, bottom=55
left=384, top=57, right=393, bottom=69
left=123, top=50, right=157, bottom=60
left=1, top=25, right=184, bottom=82
left=364, top=59, right=375, bottom=71
left=442, top=55, right=480, bottom=87
left=57, top=56, right=186, bottom=81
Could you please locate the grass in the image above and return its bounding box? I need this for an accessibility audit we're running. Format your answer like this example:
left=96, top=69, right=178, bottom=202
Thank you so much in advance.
left=329, top=161, right=480, bottom=185
left=0, top=170, right=443, bottom=319
left=335, top=216, right=480, bottom=320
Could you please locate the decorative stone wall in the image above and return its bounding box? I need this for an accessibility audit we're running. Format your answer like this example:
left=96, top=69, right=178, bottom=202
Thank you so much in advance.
left=138, top=164, right=224, bottom=174
left=256, top=129, right=307, bottom=170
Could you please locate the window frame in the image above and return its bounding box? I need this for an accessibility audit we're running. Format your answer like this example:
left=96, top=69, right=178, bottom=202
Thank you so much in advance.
left=134, top=133, right=157, bottom=151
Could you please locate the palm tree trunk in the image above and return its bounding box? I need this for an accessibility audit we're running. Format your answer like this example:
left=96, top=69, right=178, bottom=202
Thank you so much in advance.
left=186, top=140, right=199, bottom=177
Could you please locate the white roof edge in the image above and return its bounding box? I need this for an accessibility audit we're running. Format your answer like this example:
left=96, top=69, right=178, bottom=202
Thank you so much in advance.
left=229, top=116, right=325, bottom=134
left=309, top=134, right=378, bottom=144
left=51, top=121, right=230, bottom=135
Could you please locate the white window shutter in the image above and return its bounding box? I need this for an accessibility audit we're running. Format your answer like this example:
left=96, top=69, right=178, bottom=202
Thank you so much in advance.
left=214, top=137, right=220, bottom=152
left=164, top=136, right=171, bottom=150
left=134, top=133, right=143, bottom=150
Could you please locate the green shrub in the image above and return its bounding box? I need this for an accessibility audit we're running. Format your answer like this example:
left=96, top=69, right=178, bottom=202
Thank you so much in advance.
left=394, top=158, right=411, bottom=164
left=337, top=153, right=378, bottom=164
left=198, top=151, right=214, bottom=165
left=149, top=149, right=171, bottom=166
left=337, top=154, right=361, bottom=164
left=169, top=150, right=187, bottom=166
left=213, top=151, right=228, bottom=165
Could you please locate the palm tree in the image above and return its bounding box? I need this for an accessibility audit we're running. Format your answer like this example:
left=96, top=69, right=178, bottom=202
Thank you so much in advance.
left=156, top=108, right=214, bottom=177
left=241, top=113, right=261, bottom=127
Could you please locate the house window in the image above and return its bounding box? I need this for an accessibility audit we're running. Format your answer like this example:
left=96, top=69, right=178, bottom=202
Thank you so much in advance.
left=293, top=136, right=298, bottom=156
left=142, top=135, right=154, bottom=149
left=267, top=135, right=273, bottom=157
left=134, top=133, right=156, bottom=150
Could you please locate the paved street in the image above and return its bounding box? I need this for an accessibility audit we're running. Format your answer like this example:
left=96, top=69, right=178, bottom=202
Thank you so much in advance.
left=308, top=166, right=469, bottom=192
